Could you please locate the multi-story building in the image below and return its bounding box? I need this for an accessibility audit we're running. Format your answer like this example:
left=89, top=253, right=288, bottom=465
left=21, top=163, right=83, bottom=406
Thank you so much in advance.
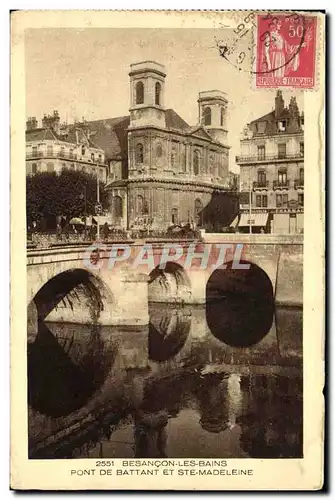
left=236, top=90, right=304, bottom=234
left=77, top=61, right=235, bottom=230
left=26, top=111, right=107, bottom=182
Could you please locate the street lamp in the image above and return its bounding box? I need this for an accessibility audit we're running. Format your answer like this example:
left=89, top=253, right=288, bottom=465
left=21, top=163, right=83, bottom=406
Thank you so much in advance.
left=92, top=153, right=102, bottom=241
left=249, top=164, right=252, bottom=235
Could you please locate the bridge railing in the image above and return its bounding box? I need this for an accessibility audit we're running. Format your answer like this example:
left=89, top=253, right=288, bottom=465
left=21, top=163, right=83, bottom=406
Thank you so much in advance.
left=27, top=228, right=202, bottom=249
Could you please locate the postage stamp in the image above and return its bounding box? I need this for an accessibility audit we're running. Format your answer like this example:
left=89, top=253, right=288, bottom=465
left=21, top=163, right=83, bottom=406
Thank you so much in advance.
left=255, top=13, right=318, bottom=89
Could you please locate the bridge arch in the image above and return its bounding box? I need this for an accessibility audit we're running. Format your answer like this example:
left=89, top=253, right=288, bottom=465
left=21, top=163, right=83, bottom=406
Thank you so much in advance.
left=29, top=268, right=114, bottom=325
left=148, top=262, right=192, bottom=303
left=206, top=260, right=274, bottom=347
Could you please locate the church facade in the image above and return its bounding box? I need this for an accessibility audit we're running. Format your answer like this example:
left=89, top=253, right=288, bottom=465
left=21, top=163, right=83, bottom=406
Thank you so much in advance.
left=81, top=61, right=234, bottom=230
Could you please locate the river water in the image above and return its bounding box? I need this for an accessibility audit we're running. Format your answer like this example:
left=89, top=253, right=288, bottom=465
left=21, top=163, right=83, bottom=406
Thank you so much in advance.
left=28, top=300, right=303, bottom=459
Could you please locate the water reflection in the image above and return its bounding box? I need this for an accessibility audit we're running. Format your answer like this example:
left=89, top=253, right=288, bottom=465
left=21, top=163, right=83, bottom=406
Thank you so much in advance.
left=28, top=322, right=116, bottom=417
left=148, top=306, right=191, bottom=362
left=206, top=297, right=274, bottom=347
left=28, top=300, right=303, bottom=459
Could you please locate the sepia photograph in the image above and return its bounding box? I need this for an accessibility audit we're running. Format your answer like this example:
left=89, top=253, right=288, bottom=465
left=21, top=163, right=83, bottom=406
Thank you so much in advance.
left=10, top=9, right=325, bottom=490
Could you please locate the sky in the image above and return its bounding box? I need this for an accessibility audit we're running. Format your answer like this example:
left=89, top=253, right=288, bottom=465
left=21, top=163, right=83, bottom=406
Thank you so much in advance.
left=25, top=28, right=304, bottom=173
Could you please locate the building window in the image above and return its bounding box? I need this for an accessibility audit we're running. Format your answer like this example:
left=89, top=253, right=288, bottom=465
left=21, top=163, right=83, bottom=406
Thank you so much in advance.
left=136, top=195, right=144, bottom=215
left=257, top=146, right=265, bottom=160
left=193, top=150, right=200, bottom=176
left=81, top=145, right=86, bottom=156
left=156, top=143, right=162, bottom=157
left=171, top=207, right=179, bottom=224
left=277, top=120, right=287, bottom=132
left=298, top=193, right=304, bottom=206
left=257, top=169, right=266, bottom=185
left=136, top=81, right=144, bottom=105
left=276, top=194, right=287, bottom=207
left=299, top=168, right=304, bottom=182
left=194, top=198, right=203, bottom=226
left=171, top=147, right=177, bottom=167
left=59, top=146, right=65, bottom=157
left=278, top=143, right=286, bottom=159
left=114, top=196, right=123, bottom=218
left=256, top=195, right=262, bottom=207
left=32, top=146, right=37, bottom=157
left=69, top=149, right=74, bottom=159
left=203, top=107, right=211, bottom=126
left=47, top=162, right=54, bottom=173
left=92, top=167, right=96, bottom=175
left=262, top=195, right=268, bottom=207
left=135, top=143, right=144, bottom=164
left=276, top=194, right=282, bottom=207
left=47, top=145, right=53, bottom=156
left=300, top=142, right=304, bottom=155
left=256, top=121, right=266, bottom=134
left=155, top=82, right=161, bottom=105
left=278, top=168, right=287, bottom=185
left=31, top=163, right=37, bottom=174
left=300, top=114, right=304, bottom=130
left=209, top=154, right=214, bottom=176
left=82, top=166, right=86, bottom=173
left=220, top=107, right=225, bottom=127
left=98, top=153, right=102, bottom=163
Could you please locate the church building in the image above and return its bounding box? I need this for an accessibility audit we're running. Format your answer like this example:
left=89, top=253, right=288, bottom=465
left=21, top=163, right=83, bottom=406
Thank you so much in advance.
left=76, top=61, right=234, bottom=230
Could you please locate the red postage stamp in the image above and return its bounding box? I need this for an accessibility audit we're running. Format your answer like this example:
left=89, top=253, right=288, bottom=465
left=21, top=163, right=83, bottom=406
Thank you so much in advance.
left=255, top=13, right=317, bottom=89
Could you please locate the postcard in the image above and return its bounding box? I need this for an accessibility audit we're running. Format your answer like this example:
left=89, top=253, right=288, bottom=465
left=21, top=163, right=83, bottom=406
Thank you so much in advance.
left=11, top=9, right=325, bottom=490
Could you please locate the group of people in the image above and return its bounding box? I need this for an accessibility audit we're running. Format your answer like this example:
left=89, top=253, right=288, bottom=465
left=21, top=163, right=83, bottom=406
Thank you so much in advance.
left=56, top=221, right=113, bottom=241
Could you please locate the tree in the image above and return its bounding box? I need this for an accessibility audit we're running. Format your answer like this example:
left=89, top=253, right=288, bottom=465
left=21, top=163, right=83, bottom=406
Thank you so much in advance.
left=26, top=169, right=109, bottom=227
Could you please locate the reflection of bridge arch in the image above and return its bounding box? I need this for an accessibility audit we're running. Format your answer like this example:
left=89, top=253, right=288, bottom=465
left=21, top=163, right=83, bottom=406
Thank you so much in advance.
left=148, top=305, right=191, bottom=362
left=29, top=268, right=114, bottom=324
left=206, top=260, right=274, bottom=347
left=148, top=262, right=192, bottom=303
left=28, top=322, right=117, bottom=418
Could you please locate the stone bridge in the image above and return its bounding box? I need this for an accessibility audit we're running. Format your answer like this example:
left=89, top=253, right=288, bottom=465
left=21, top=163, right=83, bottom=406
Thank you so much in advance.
left=27, top=234, right=303, bottom=335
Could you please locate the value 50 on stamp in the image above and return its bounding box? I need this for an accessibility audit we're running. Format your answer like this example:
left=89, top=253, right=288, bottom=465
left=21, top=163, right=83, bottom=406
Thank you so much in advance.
left=255, top=13, right=317, bottom=88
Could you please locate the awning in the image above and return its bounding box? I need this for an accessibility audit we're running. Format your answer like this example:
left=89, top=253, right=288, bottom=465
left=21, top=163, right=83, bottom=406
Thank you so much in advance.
left=238, top=212, right=269, bottom=227
left=229, top=215, right=239, bottom=228
left=93, top=216, right=114, bottom=226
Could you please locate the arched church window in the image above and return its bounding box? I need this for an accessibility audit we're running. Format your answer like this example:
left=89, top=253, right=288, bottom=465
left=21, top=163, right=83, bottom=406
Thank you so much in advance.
left=193, top=150, right=200, bottom=176
left=209, top=154, right=214, bottom=175
left=114, top=196, right=123, bottom=218
left=171, top=147, right=177, bottom=166
left=171, top=208, right=179, bottom=225
left=203, top=107, right=211, bottom=126
left=136, top=81, right=144, bottom=105
left=155, top=82, right=161, bottom=105
left=156, top=143, right=163, bottom=157
left=135, top=143, right=144, bottom=164
left=136, top=195, right=144, bottom=215
left=220, top=107, right=225, bottom=127
left=194, top=198, right=203, bottom=227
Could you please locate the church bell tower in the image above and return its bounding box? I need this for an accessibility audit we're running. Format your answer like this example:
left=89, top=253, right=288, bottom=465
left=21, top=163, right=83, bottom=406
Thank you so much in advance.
left=198, top=90, right=228, bottom=145
left=129, top=61, right=166, bottom=129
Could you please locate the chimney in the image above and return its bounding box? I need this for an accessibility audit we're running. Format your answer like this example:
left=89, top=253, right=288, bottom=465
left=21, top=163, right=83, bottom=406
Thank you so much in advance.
left=26, top=117, right=38, bottom=131
left=275, top=90, right=285, bottom=118
left=289, top=96, right=299, bottom=117
left=42, top=110, right=61, bottom=135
